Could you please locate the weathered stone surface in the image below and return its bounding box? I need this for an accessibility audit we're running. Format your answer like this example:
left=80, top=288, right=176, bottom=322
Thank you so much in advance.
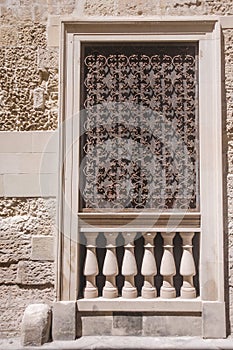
left=204, top=1, right=233, bottom=15
left=17, top=24, right=46, bottom=47
left=33, top=87, right=45, bottom=110
left=0, top=198, right=56, bottom=236
left=33, top=5, right=49, bottom=24
left=116, top=0, right=162, bottom=16
left=202, top=302, right=226, bottom=338
left=16, top=260, right=54, bottom=285
left=0, top=26, right=17, bottom=46
left=112, top=312, right=142, bottom=336
left=143, top=314, right=202, bottom=336
left=81, top=314, right=113, bottom=336
left=38, top=47, right=59, bottom=69
left=52, top=302, right=76, bottom=340
left=83, top=0, right=233, bottom=16
left=227, top=175, right=233, bottom=198
left=84, top=0, right=115, bottom=16
left=0, top=23, right=58, bottom=131
left=0, top=229, right=31, bottom=264
left=0, top=285, right=54, bottom=338
left=31, top=236, right=54, bottom=261
left=21, top=303, right=51, bottom=346
left=0, top=6, right=19, bottom=25
left=224, top=30, right=233, bottom=137
left=0, top=263, right=18, bottom=284
left=228, top=150, right=233, bottom=174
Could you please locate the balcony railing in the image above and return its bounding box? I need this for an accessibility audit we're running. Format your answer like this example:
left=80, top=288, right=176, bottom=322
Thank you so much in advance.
left=77, top=213, right=200, bottom=312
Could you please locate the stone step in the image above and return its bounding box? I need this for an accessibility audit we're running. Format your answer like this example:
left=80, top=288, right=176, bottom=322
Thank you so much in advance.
left=1, top=336, right=233, bottom=350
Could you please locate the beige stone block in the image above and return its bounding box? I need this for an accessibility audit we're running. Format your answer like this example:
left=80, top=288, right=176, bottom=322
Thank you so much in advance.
left=38, top=47, right=59, bottom=69
left=0, top=153, right=55, bottom=174
left=0, top=6, right=18, bottom=25
left=221, top=16, right=233, bottom=29
left=0, top=229, right=31, bottom=264
left=34, top=153, right=57, bottom=174
left=60, top=4, right=76, bottom=15
left=202, top=302, right=226, bottom=338
left=47, top=25, right=59, bottom=47
left=3, top=173, right=57, bottom=197
left=40, top=173, right=57, bottom=197
left=0, top=152, right=59, bottom=175
left=32, top=131, right=58, bottom=153
left=3, top=174, right=38, bottom=196
left=17, top=6, right=33, bottom=21
left=143, top=314, right=201, bottom=336
left=84, top=0, right=115, bottom=16
left=77, top=298, right=202, bottom=313
left=31, top=236, right=54, bottom=261
left=0, top=26, right=17, bottom=46
left=33, top=4, right=49, bottom=24
left=0, top=198, right=56, bottom=236
left=113, top=313, right=142, bottom=336
left=117, top=0, right=162, bottom=16
left=81, top=314, right=113, bottom=336
left=48, top=5, right=60, bottom=16
left=18, top=23, right=46, bottom=47
left=39, top=152, right=58, bottom=174
left=52, top=301, right=76, bottom=340
left=0, top=263, right=18, bottom=284
left=33, top=87, right=45, bottom=110
left=0, top=132, right=32, bottom=153
left=48, top=15, right=61, bottom=26
left=21, top=304, right=51, bottom=346
left=0, top=154, right=20, bottom=174
left=16, top=260, right=54, bottom=285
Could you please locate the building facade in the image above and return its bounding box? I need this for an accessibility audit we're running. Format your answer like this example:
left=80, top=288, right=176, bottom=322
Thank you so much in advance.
left=0, top=0, right=233, bottom=340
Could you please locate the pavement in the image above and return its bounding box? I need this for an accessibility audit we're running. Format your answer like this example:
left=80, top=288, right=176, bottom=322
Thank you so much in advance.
left=1, top=336, right=233, bottom=350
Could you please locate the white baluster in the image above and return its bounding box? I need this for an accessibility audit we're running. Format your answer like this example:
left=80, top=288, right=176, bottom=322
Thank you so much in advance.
left=160, top=232, right=176, bottom=298
left=141, top=232, right=157, bottom=298
left=102, top=232, right=119, bottom=298
left=83, top=232, right=98, bottom=298
left=122, top=232, right=137, bottom=298
left=180, top=232, right=196, bottom=299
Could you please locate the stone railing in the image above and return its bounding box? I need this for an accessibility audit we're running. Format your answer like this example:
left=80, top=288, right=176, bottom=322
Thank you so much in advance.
left=79, top=226, right=199, bottom=302
left=83, top=231, right=197, bottom=299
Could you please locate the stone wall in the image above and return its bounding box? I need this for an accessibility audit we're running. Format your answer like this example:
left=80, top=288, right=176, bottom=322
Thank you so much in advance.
left=0, top=0, right=233, bottom=338
left=0, top=198, right=55, bottom=337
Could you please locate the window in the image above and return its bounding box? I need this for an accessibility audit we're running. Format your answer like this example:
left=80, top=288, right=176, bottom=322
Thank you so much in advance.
left=58, top=19, right=226, bottom=338
left=80, top=42, right=199, bottom=211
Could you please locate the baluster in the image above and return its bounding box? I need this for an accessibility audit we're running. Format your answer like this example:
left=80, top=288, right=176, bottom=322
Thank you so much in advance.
left=160, top=232, right=176, bottom=298
left=102, top=232, right=119, bottom=298
left=83, top=232, right=99, bottom=298
left=141, top=232, right=157, bottom=298
left=122, top=232, right=137, bottom=298
left=180, top=232, right=196, bottom=299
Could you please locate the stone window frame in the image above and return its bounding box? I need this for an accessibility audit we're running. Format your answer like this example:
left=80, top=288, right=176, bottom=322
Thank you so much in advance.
left=57, top=18, right=226, bottom=338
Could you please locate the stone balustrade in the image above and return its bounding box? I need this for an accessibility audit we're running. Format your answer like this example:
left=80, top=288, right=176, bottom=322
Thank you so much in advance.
left=82, top=231, right=198, bottom=299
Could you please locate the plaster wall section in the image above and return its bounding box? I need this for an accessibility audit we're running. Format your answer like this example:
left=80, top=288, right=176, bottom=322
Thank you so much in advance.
left=0, top=0, right=233, bottom=338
